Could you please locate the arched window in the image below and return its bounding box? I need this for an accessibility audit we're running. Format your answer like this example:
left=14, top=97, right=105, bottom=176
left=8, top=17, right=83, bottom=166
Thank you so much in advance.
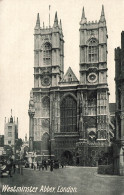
left=60, top=96, right=77, bottom=132
left=43, top=42, right=51, bottom=65
left=88, top=39, right=98, bottom=62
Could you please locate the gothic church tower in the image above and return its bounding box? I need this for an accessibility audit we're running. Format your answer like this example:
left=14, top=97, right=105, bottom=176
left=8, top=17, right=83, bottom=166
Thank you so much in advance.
left=78, top=5, right=109, bottom=144
left=28, top=12, right=64, bottom=154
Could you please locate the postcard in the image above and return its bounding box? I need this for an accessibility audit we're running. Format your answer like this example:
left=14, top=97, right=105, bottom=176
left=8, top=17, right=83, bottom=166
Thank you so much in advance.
left=0, top=0, right=124, bottom=195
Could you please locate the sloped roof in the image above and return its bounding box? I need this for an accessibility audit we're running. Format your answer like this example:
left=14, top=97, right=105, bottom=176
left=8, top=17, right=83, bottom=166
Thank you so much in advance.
left=61, top=67, right=78, bottom=83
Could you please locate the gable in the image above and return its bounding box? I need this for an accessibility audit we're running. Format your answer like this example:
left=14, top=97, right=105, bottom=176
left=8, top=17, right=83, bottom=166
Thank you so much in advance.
left=61, top=67, right=79, bottom=83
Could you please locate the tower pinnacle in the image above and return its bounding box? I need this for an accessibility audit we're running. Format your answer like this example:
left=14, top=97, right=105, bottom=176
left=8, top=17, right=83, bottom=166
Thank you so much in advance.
left=35, top=13, right=40, bottom=29
left=80, top=7, right=87, bottom=24
left=10, top=109, right=13, bottom=123
left=100, top=5, right=105, bottom=22
left=60, top=19, right=62, bottom=29
left=53, top=11, right=58, bottom=27
left=82, top=7, right=85, bottom=19
left=59, top=19, right=63, bottom=35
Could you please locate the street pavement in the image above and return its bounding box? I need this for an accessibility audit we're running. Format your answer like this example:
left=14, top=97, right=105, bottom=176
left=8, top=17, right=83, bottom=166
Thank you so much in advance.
left=0, top=166, right=124, bottom=195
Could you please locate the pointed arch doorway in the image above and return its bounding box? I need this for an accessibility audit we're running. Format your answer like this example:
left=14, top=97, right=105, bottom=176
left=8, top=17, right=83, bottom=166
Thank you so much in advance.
left=61, top=150, right=73, bottom=165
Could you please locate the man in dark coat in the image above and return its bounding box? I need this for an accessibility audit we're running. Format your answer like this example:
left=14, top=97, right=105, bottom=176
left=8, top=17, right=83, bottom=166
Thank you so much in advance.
left=50, top=160, right=53, bottom=172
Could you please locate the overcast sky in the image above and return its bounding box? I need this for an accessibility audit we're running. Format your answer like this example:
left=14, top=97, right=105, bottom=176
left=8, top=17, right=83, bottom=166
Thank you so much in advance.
left=0, top=0, right=124, bottom=139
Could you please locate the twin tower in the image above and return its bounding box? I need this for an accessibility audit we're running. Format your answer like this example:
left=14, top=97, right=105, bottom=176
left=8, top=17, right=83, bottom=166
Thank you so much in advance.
left=28, top=6, right=110, bottom=166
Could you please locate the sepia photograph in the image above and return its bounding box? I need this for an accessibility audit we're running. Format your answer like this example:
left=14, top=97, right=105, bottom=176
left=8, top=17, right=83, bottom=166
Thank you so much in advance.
left=0, top=0, right=124, bottom=194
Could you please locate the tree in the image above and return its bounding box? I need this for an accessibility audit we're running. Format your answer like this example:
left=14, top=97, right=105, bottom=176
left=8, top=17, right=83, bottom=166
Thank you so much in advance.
left=15, top=138, right=23, bottom=151
left=4, top=145, right=13, bottom=157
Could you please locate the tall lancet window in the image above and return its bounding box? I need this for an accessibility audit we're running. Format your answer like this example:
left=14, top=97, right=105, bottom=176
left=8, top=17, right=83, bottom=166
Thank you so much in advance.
left=60, top=96, right=77, bottom=132
left=43, top=42, right=51, bottom=65
left=88, top=38, right=98, bottom=63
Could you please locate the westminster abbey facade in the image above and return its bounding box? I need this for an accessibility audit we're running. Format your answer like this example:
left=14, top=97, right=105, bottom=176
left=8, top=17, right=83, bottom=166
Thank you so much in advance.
left=28, top=6, right=112, bottom=166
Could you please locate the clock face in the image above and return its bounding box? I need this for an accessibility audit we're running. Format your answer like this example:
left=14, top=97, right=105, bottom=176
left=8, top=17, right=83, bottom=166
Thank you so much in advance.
left=42, top=76, right=51, bottom=86
left=89, top=74, right=96, bottom=81
left=87, top=73, right=97, bottom=83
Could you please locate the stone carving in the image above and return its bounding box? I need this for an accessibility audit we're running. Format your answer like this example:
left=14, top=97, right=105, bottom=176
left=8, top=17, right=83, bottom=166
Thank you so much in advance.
left=29, top=90, right=34, bottom=109
left=28, top=90, right=35, bottom=116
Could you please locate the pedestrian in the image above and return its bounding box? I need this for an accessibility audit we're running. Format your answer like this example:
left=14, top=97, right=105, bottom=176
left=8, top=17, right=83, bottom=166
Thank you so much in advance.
left=31, top=163, right=33, bottom=169
left=61, top=162, right=64, bottom=168
left=39, top=163, right=41, bottom=171
left=17, top=163, right=20, bottom=173
left=34, top=162, right=37, bottom=170
left=37, top=161, right=39, bottom=170
left=44, top=160, right=47, bottom=171
left=50, top=160, right=53, bottom=172
left=42, top=163, right=44, bottom=171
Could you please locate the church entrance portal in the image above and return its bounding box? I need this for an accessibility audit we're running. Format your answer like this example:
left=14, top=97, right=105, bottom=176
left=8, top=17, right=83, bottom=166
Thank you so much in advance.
left=61, top=151, right=73, bottom=165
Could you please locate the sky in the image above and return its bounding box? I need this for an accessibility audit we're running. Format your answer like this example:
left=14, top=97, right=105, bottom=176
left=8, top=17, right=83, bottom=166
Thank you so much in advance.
left=0, top=0, right=124, bottom=139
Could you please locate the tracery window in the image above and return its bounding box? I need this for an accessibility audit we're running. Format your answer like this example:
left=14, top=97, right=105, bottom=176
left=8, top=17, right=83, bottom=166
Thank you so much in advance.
left=85, top=91, right=97, bottom=115
left=43, top=42, right=51, bottom=65
left=88, top=39, right=98, bottom=62
left=60, top=96, right=77, bottom=132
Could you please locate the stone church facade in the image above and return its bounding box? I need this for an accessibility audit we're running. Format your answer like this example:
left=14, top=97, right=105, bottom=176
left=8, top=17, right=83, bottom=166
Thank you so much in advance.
left=28, top=6, right=111, bottom=166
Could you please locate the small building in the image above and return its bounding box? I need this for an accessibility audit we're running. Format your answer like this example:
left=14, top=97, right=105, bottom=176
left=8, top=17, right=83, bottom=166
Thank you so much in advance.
left=114, top=31, right=124, bottom=175
left=4, top=110, right=18, bottom=155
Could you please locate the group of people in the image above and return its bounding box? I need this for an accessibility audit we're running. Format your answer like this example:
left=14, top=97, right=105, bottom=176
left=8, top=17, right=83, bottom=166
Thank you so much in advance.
left=30, top=159, right=65, bottom=172
left=31, top=159, right=54, bottom=172
left=37, top=160, right=48, bottom=171
left=0, top=157, right=66, bottom=177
